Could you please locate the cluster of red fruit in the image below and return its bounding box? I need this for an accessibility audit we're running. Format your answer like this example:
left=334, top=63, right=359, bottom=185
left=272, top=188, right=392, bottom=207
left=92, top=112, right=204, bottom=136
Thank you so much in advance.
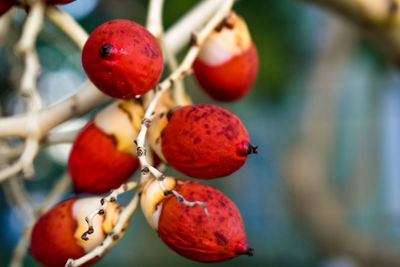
left=24, top=3, right=259, bottom=266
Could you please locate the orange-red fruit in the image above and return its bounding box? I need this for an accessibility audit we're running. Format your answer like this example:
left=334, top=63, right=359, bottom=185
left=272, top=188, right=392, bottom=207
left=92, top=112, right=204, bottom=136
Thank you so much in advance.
left=158, top=182, right=251, bottom=262
left=68, top=100, right=143, bottom=194
left=69, top=122, right=139, bottom=193
left=161, top=104, right=255, bottom=179
left=82, top=20, right=163, bottom=99
left=0, top=0, right=16, bottom=16
left=30, top=197, right=122, bottom=267
left=193, top=12, right=258, bottom=101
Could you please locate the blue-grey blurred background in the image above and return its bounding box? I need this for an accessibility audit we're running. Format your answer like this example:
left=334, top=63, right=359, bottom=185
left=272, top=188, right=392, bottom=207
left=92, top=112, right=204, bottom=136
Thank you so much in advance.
left=0, top=0, right=398, bottom=266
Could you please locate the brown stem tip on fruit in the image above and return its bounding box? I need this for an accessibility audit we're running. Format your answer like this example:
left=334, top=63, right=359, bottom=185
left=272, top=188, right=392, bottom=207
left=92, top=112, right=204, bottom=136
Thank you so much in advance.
left=248, top=144, right=258, bottom=154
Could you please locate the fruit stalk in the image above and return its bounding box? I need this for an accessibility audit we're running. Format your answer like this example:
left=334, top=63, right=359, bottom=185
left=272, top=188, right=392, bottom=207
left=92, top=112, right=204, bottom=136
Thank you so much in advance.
left=66, top=191, right=140, bottom=267
left=82, top=181, right=138, bottom=239
left=134, top=0, right=234, bottom=208
left=0, top=0, right=230, bottom=139
left=45, top=6, right=88, bottom=49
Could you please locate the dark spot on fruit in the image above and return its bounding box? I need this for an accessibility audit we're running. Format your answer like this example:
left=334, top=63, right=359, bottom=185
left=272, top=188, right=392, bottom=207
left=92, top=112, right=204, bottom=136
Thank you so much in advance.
left=145, top=44, right=158, bottom=58
left=204, top=124, right=209, bottom=128
left=100, top=43, right=117, bottom=60
left=219, top=216, right=225, bottom=222
left=195, top=215, right=203, bottom=225
left=193, top=137, right=201, bottom=144
left=107, top=134, right=118, bottom=146
left=214, top=231, right=228, bottom=245
left=206, top=130, right=211, bottom=135
left=167, top=110, right=173, bottom=121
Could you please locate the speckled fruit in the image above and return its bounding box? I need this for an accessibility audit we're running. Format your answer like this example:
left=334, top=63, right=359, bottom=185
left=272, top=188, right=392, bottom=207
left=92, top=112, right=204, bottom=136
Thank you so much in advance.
left=159, top=104, right=256, bottom=179
left=82, top=19, right=163, bottom=99
left=140, top=178, right=252, bottom=262
left=30, top=197, right=122, bottom=267
left=193, top=12, right=258, bottom=101
left=0, top=0, right=16, bottom=16
left=68, top=100, right=142, bottom=194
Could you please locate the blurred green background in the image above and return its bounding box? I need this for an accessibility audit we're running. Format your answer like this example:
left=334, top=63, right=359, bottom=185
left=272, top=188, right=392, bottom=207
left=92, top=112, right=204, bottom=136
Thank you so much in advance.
left=0, top=0, right=397, bottom=266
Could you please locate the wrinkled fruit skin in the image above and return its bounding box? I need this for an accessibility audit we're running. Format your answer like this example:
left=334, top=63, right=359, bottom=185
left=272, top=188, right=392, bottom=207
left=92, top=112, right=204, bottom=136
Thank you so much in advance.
left=45, top=0, right=76, bottom=4
left=82, top=20, right=163, bottom=99
left=193, top=44, right=258, bottom=101
left=0, top=0, right=16, bottom=16
left=30, top=199, right=95, bottom=267
left=158, top=182, right=250, bottom=262
left=161, top=104, right=251, bottom=179
left=68, top=122, right=139, bottom=194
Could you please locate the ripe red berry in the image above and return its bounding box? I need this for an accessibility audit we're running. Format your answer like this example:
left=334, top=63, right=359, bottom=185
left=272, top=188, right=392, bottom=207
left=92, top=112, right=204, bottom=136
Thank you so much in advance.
left=150, top=104, right=256, bottom=179
left=82, top=19, right=163, bottom=99
left=193, top=12, right=259, bottom=101
left=0, top=0, right=16, bottom=16
left=141, top=178, right=252, bottom=262
left=31, top=197, right=122, bottom=267
left=68, top=100, right=143, bottom=194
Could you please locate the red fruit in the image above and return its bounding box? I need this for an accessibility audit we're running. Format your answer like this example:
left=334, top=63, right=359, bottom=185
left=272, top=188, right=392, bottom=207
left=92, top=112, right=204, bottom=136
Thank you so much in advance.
left=30, top=197, right=122, bottom=267
left=45, top=0, right=76, bottom=4
left=0, top=0, right=16, bottom=16
left=193, top=12, right=259, bottom=101
left=68, top=100, right=142, bottom=194
left=141, top=178, right=252, bottom=262
left=158, top=104, right=256, bottom=179
left=82, top=19, right=163, bottom=99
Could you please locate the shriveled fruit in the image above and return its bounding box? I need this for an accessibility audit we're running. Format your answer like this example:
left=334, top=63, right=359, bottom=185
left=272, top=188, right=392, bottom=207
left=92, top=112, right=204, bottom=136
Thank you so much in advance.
left=82, top=19, right=163, bottom=99
left=30, top=197, right=123, bottom=267
left=193, top=12, right=259, bottom=101
left=140, top=178, right=253, bottom=262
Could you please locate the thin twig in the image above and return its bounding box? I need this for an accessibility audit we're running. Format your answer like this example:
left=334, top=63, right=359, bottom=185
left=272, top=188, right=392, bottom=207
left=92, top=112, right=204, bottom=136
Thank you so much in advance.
left=45, top=6, right=88, bottom=49
left=66, top=191, right=140, bottom=267
left=135, top=0, right=234, bottom=215
left=0, top=0, right=45, bottom=182
left=81, top=181, right=138, bottom=241
left=9, top=172, right=71, bottom=267
left=0, top=0, right=227, bottom=140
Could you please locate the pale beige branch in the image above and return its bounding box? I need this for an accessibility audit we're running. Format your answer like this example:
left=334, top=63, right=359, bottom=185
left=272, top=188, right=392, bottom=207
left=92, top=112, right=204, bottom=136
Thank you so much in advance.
left=66, top=191, right=140, bottom=267
left=9, top=173, right=71, bottom=267
left=0, top=0, right=225, bottom=140
left=298, top=0, right=400, bottom=67
left=45, top=6, right=88, bottom=49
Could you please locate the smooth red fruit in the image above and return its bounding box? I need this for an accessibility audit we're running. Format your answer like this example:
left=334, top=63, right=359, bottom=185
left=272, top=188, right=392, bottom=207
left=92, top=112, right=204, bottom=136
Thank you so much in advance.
left=158, top=181, right=251, bottom=262
left=82, top=20, right=163, bottom=99
left=193, top=12, right=259, bottom=101
left=193, top=44, right=258, bottom=101
left=161, top=104, right=255, bottom=179
left=0, top=0, right=16, bottom=16
left=45, top=0, right=76, bottom=4
left=69, top=122, right=139, bottom=194
left=30, top=197, right=122, bottom=267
